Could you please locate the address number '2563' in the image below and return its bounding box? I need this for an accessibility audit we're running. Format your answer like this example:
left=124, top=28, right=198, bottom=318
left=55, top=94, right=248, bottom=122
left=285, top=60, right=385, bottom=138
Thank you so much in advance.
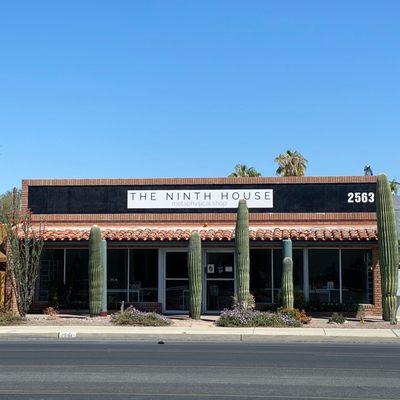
left=347, top=192, right=375, bottom=203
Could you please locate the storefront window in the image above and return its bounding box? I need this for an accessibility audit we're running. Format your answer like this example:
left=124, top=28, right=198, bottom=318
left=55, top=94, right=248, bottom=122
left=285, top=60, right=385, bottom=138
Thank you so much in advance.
left=341, top=249, right=371, bottom=304
left=309, top=249, right=340, bottom=304
left=38, top=249, right=64, bottom=303
left=107, top=249, right=158, bottom=309
left=273, top=249, right=304, bottom=301
left=130, top=250, right=158, bottom=302
left=107, top=249, right=128, bottom=308
left=165, top=252, right=188, bottom=311
left=250, top=249, right=272, bottom=303
left=65, top=249, right=89, bottom=309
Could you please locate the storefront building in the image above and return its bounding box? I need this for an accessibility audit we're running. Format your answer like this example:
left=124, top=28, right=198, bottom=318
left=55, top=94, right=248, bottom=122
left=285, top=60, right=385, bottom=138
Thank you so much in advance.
left=24, top=176, right=381, bottom=315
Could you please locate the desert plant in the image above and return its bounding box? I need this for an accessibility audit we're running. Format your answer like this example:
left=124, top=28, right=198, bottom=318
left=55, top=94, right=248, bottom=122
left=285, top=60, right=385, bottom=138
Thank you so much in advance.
left=217, top=307, right=301, bottom=327
left=188, top=232, right=202, bottom=319
left=0, top=307, right=22, bottom=325
left=3, top=190, right=45, bottom=317
left=43, top=306, right=59, bottom=320
left=88, top=225, right=104, bottom=317
left=376, top=174, right=399, bottom=324
left=235, top=199, right=250, bottom=308
left=111, top=306, right=171, bottom=326
left=275, top=289, right=307, bottom=310
left=328, top=312, right=346, bottom=324
left=232, top=293, right=255, bottom=310
left=278, top=307, right=311, bottom=324
left=281, top=239, right=294, bottom=309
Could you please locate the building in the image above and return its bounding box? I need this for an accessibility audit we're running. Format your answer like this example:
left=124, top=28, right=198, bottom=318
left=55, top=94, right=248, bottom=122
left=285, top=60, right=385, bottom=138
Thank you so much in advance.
left=23, top=176, right=382, bottom=315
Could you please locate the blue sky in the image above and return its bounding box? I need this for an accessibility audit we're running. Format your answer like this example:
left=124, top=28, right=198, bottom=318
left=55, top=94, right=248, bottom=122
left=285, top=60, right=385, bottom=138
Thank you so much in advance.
left=1, top=1, right=399, bottom=192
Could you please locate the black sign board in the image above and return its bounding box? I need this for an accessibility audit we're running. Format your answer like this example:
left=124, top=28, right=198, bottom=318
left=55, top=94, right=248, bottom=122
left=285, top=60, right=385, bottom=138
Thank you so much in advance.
left=27, top=183, right=376, bottom=214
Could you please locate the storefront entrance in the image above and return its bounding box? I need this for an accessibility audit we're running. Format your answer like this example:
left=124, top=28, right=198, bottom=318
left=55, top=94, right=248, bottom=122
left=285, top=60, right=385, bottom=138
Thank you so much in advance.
left=204, top=251, right=235, bottom=312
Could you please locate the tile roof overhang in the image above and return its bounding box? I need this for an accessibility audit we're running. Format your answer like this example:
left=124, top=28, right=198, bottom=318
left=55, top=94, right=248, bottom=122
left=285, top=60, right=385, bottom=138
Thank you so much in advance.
left=39, top=225, right=378, bottom=242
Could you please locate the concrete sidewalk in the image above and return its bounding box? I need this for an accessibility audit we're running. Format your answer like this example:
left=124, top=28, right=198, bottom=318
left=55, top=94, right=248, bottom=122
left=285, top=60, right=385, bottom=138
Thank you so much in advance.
left=0, top=325, right=399, bottom=340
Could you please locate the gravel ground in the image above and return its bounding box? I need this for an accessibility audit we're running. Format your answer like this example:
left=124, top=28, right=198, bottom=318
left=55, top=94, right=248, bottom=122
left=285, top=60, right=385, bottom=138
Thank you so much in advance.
left=15, top=313, right=398, bottom=329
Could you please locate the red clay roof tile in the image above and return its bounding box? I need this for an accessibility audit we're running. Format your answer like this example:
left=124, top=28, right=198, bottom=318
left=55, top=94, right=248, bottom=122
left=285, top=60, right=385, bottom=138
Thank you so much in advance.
left=38, top=226, right=378, bottom=242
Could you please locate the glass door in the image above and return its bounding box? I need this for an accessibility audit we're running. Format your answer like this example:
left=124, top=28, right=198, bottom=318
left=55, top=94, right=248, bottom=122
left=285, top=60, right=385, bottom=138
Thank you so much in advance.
left=205, top=251, right=235, bottom=312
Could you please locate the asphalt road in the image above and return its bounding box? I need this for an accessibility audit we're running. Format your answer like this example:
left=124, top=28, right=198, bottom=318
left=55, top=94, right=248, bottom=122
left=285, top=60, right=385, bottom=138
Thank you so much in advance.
left=0, top=339, right=400, bottom=399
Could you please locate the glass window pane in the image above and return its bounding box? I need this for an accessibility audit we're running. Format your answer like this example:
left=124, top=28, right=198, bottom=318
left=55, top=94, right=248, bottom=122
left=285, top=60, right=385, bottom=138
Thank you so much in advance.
left=165, top=280, right=189, bottom=311
left=65, top=249, right=89, bottom=309
left=206, top=253, right=234, bottom=279
left=342, top=249, right=371, bottom=304
left=107, top=249, right=128, bottom=308
left=130, top=249, right=158, bottom=302
left=166, top=252, right=188, bottom=278
left=207, top=281, right=234, bottom=311
left=38, top=249, right=64, bottom=303
left=309, top=249, right=340, bottom=304
left=273, top=249, right=303, bottom=300
left=250, top=249, right=272, bottom=303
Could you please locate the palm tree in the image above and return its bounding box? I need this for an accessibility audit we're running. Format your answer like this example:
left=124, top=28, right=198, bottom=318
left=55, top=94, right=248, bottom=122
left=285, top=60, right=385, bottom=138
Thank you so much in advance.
left=228, top=164, right=261, bottom=178
left=275, top=150, right=308, bottom=177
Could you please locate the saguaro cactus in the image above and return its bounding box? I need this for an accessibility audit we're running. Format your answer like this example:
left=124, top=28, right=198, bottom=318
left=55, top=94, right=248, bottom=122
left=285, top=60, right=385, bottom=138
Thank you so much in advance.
left=235, top=199, right=250, bottom=307
left=88, top=225, right=104, bottom=317
left=281, top=239, right=294, bottom=309
left=376, top=174, right=399, bottom=324
left=188, top=232, right=202, bottom=319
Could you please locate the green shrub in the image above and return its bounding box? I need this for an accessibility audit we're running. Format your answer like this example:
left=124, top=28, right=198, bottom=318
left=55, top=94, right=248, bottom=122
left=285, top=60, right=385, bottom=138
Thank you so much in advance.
left=328, top=312, right=346, bottom=324
left=111, top=307, right=171, bottom=326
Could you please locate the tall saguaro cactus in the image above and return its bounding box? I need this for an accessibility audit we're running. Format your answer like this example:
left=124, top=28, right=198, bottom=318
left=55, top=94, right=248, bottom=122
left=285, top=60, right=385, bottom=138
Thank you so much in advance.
left=188, top=232, right=202, bottom=319
left=281, top=239, right=294, bottom=309
left=88, top=225, right=104, bottom=317
left=235, top=199, right=250, bottom=307
left=376, top=174, right=399, bottom=324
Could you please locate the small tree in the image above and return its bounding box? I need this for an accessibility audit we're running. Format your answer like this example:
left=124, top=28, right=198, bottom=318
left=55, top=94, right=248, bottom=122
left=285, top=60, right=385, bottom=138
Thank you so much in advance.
left=4, top=188, right=44, bottom=317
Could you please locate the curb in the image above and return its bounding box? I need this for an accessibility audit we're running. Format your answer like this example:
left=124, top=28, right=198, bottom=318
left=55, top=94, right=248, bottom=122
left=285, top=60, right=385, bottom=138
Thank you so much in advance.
left=0, top=326, right=400, bottom=340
